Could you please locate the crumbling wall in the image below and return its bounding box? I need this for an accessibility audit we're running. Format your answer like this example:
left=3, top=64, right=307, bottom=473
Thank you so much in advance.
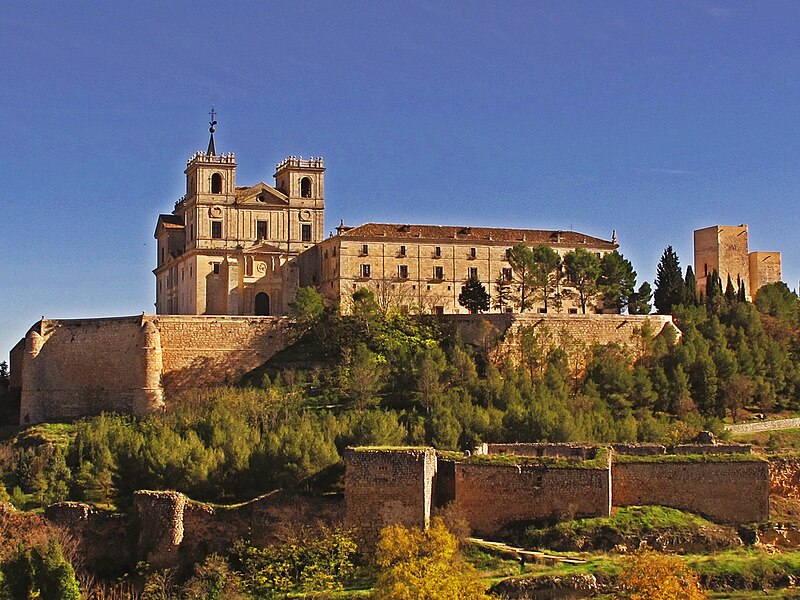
left=344, top=447, right=437, bottom=544
left=134, top=490, right=187, bottom=569
left=769, top=456, right=800, bottom=499
left=44, top=502, right=130, bottom=574
left=453, top=461, right=611, bottom=537
left=612, top=458, right=770, bottom=523
left=482, top=443, right=597, bottom=459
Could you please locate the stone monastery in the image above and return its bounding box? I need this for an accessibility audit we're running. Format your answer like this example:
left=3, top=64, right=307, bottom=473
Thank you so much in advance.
left=154, top=124, right=617, bottom=317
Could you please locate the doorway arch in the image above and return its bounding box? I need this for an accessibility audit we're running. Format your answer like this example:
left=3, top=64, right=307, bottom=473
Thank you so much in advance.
left=255, top=292, right=270, bottom=316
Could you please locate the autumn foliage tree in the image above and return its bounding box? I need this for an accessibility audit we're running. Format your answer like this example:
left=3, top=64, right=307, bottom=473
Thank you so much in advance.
left=618, top=549, right=706, bottom=600
left=373, top=518, right=492, bottom=600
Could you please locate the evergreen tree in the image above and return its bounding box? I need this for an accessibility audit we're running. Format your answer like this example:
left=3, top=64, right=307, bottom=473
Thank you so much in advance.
left=737, top=280, right=747, bottom=303
left=529, top=244, right=561, bottom=312
left=654, top=246, right=687, bottom=314
left=629, top=282, right=653, bottom=315
left=507, top=243, right=536, bottom=312
left=458, top=276, right=490, bottom=314
left=684, top=265, right=698, bottom=306
left=598, top=251, right=637, bottom=313
left=725, top=275, right=736, bottom=304
left=563, top=248, right=600, bottom=313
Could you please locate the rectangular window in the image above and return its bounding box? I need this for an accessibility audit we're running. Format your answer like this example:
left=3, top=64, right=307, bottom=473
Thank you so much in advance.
left=502, top=267, right=513, bottom=281
left=189, top=224, right=194, bottom=241
left=505, top=248, right=512, bottom=260
left=434, top=246, right=442, bottom=258
left=399, top=245, right=406, bottom=257
left=211, top=221, right=222, bottom=239
left=469, top=247, right=477, bottom=259
left=468, top=267, right=478, bottom=279
left=434, top=306, right=445, bottom=315
left=213, top=263, right=220, bottom=275
left=332, top=246, right=337, bottom=257
left=160, top=247, right=165, bottom=265
left=398, top=265, right=409, bottom=279
left=257, top=220, right=268, bottom=240
left=302, top=224, right=312, bottom=242
left=569, top=307, right=578, bottom=314
left=361, top=244, right=369, bottom=256
left=361, top=264, right=371, bottom=278
left=434, top=266, right=444, bottom=280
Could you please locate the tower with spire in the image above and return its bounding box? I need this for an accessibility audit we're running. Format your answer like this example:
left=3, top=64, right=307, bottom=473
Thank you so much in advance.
left=154, top=112, right=325, bottom=316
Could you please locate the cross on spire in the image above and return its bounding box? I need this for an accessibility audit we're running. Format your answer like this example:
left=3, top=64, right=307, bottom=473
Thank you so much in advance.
left=207, top=107, right=217, bottom=156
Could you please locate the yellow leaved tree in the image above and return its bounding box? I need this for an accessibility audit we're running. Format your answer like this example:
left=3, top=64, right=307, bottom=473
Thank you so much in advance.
left=373, top=517, right=493, bottom=600
left=617, top=550, right=706, bottom=600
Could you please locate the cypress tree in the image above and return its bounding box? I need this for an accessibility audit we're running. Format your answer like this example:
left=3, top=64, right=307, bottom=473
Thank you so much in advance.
left=725, top=275, right=736, bottom=303
left=654, top=246, right=687, bottom=314
left=684, top=265, right=698, bottom=306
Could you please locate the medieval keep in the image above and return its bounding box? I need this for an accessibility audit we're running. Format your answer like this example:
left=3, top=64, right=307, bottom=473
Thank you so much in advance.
left=154, top=126, right=618, bottom=316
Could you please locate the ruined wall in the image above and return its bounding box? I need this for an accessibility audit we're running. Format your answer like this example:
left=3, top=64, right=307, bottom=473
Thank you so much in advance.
left=445, top=313, right=678, bottom=373
left=482, top=443, right=597, bottom=459
left=453, top=461, right=611, bottom=537
left=154, top=315, right=291, bottom=393
left=18, top=316, right=163, bottom=424
left=612, top=458, right=770, bottom=523
left=344, top=447, right=437, bottom=544
left=44, top=502, right=131, bottom=574
left=769, top=456, right=800, bottom=500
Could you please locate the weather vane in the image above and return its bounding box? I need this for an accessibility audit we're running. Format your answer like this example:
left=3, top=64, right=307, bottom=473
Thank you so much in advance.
left=209, top=107, right=217, bottom=133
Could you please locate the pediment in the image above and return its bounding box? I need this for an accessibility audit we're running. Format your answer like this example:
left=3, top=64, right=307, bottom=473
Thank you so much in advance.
left=242, top=241, right=286, bottom=254
left=235, top=183, right=288, bottom=206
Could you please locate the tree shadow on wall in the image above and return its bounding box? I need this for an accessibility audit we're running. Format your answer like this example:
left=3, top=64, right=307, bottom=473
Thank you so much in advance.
left=162, top=356, right=245, bottom=396
left=0, top=388, right=20, bottom=427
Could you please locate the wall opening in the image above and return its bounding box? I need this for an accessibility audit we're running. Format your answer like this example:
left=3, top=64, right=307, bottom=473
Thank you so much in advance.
left=211, top=173, right=223, bottom=194
left=255, top=292, right=270, bottom=316
left=301, top=177, right=312, bottom=198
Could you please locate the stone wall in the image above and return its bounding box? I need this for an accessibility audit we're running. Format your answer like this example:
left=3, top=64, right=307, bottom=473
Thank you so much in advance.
left=344, top=447, right=437, bottom=544
left=18, top=316, right=162, bottom=424
left=453, top=461, right=611, bottom=537
left=444, top=313, right=678, bottom=373
left=612, top=459, right=770, bottom=523
left=12, top=315, right=292, bottom=424
left=154, top=315, right=291, bottom=394
left=481, top=443, right=597, bottom=459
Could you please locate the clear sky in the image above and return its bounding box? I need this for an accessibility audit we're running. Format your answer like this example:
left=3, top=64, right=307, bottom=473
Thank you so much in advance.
left=2, top=1, right=800, bottom=359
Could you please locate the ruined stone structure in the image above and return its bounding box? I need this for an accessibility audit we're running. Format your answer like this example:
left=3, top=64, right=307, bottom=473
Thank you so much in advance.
left=344, top=443, right=770, bottom=542
left=11, top=315, right=290, bottom=424
left=694, top=224, right=781, bottom=300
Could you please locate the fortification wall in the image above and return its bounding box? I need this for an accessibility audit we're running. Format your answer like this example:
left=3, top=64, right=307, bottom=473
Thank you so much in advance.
left=12, top=315, right=292, bottom=424
left=482, top=443, right=597, bottom=459
left=453, top=461, right=611, bottom=537
left=344, top=447, right=437, bottom=544
left=612, top=459, right=770, bottom=523
left=154, top=315, right=291, bottom=394
left=445, top=313, right=678, bottom=372
left=18, top=316, right=162, bottom=424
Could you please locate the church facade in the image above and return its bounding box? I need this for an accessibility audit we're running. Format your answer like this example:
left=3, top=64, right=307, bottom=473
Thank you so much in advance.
left=154, top=134, right=617, bottom=316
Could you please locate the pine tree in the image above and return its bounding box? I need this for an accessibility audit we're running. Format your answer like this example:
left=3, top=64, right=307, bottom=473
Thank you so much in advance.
left=458, top=276, right=490, bottom=314
left=654, top=246, right=687, bottom=314
left=629, top=282, right=653, bottom=315
left=493, top=275, right=513, bottom=312
left=598, top=251, right=637, bottom=313
left=563, top=248, right=601, bottom=313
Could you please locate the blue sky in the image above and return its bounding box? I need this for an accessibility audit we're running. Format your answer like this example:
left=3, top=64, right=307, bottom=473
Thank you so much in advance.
left=2, top=1, right=800, bottom=358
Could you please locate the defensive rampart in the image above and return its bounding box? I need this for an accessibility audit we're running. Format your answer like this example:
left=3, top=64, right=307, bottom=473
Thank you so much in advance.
left=611, top=457, right=770, bottom=523
left=444, top=313, right=679, bottom=372
left=12, top=315, right=291, bottom=424
left=344, top=443, right=770, bottom=540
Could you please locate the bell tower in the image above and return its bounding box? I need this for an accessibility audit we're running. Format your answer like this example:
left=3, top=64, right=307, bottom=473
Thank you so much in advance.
left=274, top=156, right=325, bottom=251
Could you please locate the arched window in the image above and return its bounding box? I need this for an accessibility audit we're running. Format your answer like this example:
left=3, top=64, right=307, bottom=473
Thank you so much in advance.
left=300, top=177, right=312, bottom=198
left=211, top=173, right=223, bottom=194
left=255, top=292, right=270, bottom=316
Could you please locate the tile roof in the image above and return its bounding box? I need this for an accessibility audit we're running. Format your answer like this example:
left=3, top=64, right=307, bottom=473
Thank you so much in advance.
left=157, top=214, right=185, bottom=229
left=337, top=223, right=616, bottom=249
